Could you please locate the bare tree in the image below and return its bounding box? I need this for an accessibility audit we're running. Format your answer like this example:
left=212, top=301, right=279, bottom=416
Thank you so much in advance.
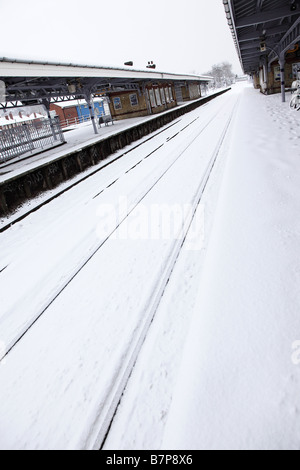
left=204, top=62, right=235, bottom=87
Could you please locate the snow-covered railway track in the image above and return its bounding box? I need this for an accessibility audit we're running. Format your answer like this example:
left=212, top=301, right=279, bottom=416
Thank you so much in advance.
left=97, top=102, right=238, bottom=451
left=0, top=100, right=230, bottom=360
left=0, top=265, right=7, bottom=274
left=0, top=92, right=239, bottom=450
left=0, top=120, right=182, bottom=233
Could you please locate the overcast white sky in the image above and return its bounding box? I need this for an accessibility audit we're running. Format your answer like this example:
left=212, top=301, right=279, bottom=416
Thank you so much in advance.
left=0, top=0, right=243, bottom=75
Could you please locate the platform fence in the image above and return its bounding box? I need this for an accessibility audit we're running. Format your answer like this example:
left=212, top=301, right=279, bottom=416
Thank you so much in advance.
left=0, top=117, right=65, bottom=163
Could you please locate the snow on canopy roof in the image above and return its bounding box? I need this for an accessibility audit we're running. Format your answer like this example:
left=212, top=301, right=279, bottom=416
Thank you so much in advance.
left=51, top=98, right=104, bottom=109
left=0, top=103, right=46, bottom=119
left=0, top=57, right=213, bottom=83
left=0, top=113, right=45, bottom=126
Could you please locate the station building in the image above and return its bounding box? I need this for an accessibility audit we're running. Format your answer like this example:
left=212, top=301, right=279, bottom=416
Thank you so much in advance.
left=255, top=44, right=300, bottom=94
left=105, top=84, right=176, bottom=120
left=50, top=98, right=105, bottom=127
left=0, top=58, right=212, bottom=133
left=98, top=81, right=204, bottom=121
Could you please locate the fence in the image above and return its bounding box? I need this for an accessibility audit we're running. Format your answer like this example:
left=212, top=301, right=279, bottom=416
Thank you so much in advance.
left=0, top=117, right=65, bottom=163
left=59, top=114, right=91, bottom=128
left=58, top=112, right=112, bottom=129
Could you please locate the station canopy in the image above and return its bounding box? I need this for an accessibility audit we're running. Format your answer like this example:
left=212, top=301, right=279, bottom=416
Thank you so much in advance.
left=0, top=58, right=212, bottom=109
left=223, top=0, right=300, bottom=74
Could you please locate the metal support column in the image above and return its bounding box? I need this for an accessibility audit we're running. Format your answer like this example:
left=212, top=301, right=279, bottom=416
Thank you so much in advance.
left=42, top=100, right=58, bottom=141
left=85, top=93, right=99, bottom=134
left=279, top=54, right=286, bottom=103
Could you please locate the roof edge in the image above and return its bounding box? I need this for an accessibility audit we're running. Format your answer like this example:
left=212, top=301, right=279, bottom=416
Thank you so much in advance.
left=0, top=57, right=213, bottom=82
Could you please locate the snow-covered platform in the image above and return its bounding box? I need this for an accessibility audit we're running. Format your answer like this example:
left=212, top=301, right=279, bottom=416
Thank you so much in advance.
left=0, top=116, right=153, bottom=184
left=161, top=85, right=300, bottom=450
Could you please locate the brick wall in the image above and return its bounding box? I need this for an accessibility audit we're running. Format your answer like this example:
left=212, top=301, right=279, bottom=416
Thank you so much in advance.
left=62, top=106, right=78, bottom=123
left=50, top=104, right=65, bottom=123
left=50, top=103, right=78, bottom=127
left=108, top=84, right=177, bottom=120
left=181, top=85, right=190, bottom=101
left=108, top=90, right=148, bottom=120
left=261, top=45, right=300, bottom=95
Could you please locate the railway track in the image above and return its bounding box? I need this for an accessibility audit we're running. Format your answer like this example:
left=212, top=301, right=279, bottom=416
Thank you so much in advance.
left=0, top=120, right=181, bottom=233
left=0, top=265, right=7, bottom=274
left=1, top=97, right=232, bottom=358
left=97, top=101, right=238, bottom=450
left=0, top=103, right=214, bottom=234
left=0, top=93, right=239, bottom=449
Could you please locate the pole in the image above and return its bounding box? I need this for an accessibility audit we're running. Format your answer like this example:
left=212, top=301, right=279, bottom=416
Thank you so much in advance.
left=42, top=99, right=58, bottom=141
left=279, top=54, right=286, bottom=103
left=85, top=93, right=98, bottom=135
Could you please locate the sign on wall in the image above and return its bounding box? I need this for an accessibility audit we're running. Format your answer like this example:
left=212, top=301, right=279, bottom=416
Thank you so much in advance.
left=292, top=63, right=300, bottom=78
left=113, top=97, right=122, bottom=110
left=274, top=66, right=281, bottom=82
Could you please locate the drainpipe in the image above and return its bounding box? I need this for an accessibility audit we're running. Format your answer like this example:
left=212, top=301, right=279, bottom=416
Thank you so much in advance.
left=279, top=53, right=286, bottom=103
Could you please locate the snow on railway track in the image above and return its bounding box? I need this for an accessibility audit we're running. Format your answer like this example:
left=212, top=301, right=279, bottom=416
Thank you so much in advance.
left=0, top=96, right=231, bottom=357
left=0, top=90, right=239, bottom=450
left=98, top=100, right=239, bottom=451
left=0, top=120, right=181, bottom=234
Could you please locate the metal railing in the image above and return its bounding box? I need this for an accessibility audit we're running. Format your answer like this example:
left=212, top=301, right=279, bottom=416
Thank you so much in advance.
left=0, top=117, right=65, bottom=163
left=59, top=112, right=112, bottom=129
left=59, top=114, right=91, bottom=128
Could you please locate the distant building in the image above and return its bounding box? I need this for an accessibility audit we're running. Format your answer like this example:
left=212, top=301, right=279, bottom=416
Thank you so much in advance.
left=0, top=109, right=45, bottom=130
left=105, top=81, right=204, bottom=121
left=106, top=84, right=176, bottom=121
left=50, top=99, right=105, bottom=128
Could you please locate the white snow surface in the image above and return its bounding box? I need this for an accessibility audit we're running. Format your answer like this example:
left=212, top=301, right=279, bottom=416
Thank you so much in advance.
left=0, top=89, right=236, bottom=449
left=0, top=83, right=299, bottom=450
left=162, top=86, right=300, bottom=450
left=0, top=96, right=209, bottom=186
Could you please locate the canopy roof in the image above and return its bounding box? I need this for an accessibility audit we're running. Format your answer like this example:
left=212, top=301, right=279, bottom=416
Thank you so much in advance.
left=0, top=58, right=213, bottom=109
left=223, top=0, right=300, bottom=73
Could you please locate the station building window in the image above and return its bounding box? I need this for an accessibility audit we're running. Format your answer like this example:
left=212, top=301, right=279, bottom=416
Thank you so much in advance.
left=155, top=88, right=162, bottom=106
left=130, top=93, right=138, bottom=107
left=148, top=89, right=156, bottom=107
left=169, top=87, right=173, bottom=101
left=160, top=88, right=166, bottom=105
left=165, top=87, right=170, bottom=103
left=113, top=97, right=122, bottom=110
